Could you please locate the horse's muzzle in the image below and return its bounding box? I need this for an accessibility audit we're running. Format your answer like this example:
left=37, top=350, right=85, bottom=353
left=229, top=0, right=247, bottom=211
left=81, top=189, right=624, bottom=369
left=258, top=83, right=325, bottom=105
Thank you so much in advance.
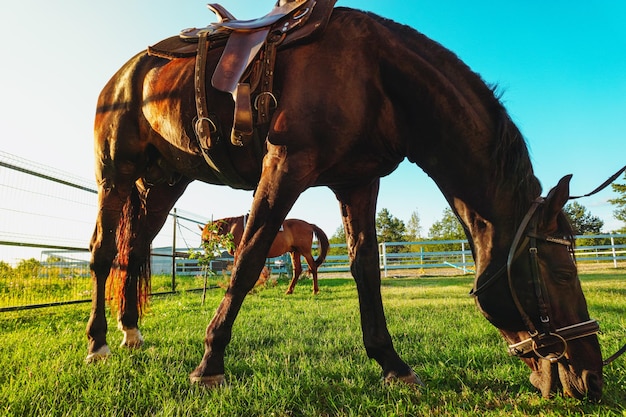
left=529, top=357, right=603, bottom=401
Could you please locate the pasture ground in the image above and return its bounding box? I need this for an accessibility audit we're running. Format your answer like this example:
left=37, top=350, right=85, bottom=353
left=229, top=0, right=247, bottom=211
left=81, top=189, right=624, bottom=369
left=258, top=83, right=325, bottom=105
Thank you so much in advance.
left=1, top=270, right=625, bottom=416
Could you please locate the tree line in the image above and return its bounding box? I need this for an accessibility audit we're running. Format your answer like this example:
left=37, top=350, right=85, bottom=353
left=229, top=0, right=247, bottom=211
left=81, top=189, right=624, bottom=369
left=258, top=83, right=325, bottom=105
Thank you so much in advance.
left=328, top=173, right=626, bottom=251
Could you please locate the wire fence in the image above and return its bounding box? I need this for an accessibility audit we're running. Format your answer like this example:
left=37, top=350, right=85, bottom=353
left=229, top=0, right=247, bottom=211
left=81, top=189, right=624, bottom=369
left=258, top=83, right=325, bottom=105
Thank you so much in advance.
left=1, top=150, right=625, bottom=312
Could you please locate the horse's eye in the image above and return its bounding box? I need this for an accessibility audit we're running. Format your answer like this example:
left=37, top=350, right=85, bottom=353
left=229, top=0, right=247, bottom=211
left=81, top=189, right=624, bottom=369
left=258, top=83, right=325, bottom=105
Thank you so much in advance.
left=552, top=269, right=575, bottom=283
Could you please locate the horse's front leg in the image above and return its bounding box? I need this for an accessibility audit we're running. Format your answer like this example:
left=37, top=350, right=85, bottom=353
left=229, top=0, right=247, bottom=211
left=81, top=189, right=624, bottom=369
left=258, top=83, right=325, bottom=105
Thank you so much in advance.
left=190, top=145, right=308, bottom=386
left=333, top=181, right=423, bottom=385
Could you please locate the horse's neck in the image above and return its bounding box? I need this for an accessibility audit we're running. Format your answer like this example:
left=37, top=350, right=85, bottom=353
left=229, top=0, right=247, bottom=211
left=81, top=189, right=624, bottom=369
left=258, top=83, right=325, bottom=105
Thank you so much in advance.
left=374, top=23, right=541, bottom=269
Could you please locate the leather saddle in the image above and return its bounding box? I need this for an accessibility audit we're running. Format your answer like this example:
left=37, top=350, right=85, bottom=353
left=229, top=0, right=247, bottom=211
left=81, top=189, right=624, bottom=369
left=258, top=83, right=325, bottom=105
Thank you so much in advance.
left=148, top=0, right=336, bottom=148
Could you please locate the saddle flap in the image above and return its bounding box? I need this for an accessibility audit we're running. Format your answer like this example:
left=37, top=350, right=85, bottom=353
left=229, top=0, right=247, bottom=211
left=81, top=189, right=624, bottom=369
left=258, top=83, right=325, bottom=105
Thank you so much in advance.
left=212, top=28, right=269, bottom=95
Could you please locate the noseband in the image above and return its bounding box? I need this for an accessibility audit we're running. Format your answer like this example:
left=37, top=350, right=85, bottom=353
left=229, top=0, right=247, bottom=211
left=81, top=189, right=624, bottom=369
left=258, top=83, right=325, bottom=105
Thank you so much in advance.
left=471, top=197, right=600, bottom=363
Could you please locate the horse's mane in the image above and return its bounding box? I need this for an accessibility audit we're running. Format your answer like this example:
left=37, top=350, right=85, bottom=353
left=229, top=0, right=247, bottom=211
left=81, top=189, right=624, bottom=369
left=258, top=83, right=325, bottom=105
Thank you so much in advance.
left=342, top=8, right=542, bottom=223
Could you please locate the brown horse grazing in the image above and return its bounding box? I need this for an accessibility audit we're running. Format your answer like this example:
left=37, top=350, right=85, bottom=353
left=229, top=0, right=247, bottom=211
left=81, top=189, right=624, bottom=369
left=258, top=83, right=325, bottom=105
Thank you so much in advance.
left=202, top=216, right=329, bottom=294
left=86, top=2, right=605, bottom=400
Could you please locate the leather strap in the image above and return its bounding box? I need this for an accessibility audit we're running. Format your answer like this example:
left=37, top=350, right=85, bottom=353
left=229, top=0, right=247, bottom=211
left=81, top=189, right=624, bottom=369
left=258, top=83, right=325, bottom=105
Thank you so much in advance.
left=569, top=165, right=626, bottom=200
left=192, top=32, right=253, bottom=188
left=231, top=83, right=254, bottom=146
left=256, top=33, right=282, bottom=125
left=194, top=31, right=214, bottom=149
left=506, top=198, right=543, bottom=335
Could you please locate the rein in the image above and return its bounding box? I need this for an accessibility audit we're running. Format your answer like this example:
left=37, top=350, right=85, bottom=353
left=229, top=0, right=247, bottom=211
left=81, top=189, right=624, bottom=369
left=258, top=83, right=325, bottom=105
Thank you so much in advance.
left=471, top=166, right=626, bottom=366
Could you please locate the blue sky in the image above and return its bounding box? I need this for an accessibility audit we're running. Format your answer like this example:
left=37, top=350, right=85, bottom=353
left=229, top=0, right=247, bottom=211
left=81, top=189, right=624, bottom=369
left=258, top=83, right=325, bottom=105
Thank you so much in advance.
left=1, top=0, right=624, bottom=238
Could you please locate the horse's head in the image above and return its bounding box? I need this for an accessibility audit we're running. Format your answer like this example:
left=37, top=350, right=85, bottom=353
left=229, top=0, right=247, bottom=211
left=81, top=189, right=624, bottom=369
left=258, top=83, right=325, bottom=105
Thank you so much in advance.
left=201, top=220, right=224, bottom=243
left=200, top=217, right=242, bottom=256
left=473, top=175, right=603, bottom=400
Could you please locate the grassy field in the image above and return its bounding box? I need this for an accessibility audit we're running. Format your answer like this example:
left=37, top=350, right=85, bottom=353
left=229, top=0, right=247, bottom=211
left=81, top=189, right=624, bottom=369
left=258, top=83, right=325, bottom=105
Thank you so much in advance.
left=1, top=271, right=625, bottom=416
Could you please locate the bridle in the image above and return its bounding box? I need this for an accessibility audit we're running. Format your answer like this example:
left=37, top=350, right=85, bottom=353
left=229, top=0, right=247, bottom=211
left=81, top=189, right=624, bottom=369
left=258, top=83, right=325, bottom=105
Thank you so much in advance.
left=471, top=165, right=626, bottom=366
left=471, top=197, right=601, bottom=363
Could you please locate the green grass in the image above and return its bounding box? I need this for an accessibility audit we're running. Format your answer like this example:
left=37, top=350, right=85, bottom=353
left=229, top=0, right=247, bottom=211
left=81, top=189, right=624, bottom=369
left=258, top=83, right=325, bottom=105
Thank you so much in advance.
left=1, top=272, right=625, bottom=416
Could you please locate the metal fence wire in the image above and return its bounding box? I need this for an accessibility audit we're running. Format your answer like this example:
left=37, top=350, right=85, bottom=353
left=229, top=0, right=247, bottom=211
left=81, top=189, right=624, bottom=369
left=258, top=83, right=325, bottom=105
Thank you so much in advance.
left=1, top=151, right=625, bottom=312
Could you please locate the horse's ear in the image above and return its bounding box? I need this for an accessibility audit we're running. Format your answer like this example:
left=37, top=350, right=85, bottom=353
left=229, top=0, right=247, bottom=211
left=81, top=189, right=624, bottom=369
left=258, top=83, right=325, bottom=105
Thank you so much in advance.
left=543, top=174, right=572, bottom=222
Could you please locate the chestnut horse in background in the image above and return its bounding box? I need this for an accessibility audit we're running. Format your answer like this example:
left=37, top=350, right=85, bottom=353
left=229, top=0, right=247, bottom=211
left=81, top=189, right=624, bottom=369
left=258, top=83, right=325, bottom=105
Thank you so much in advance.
left=86, top=1, right=606, bottom=400
left=202, top=216, right=329, bottom=294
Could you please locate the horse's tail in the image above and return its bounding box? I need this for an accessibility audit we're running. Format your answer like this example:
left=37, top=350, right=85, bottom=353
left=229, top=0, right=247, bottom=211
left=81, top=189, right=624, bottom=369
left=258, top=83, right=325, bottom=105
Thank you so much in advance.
left=311, top=224, right=330, bottom=268
left=107, top=185, right=151, bottom=318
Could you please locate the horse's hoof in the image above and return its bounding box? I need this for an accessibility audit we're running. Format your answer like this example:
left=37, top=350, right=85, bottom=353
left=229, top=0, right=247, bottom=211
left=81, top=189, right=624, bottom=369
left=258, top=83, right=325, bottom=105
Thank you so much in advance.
left=285, top=290, right=294, bottom=295
left=85, top=345, right=111, bottom=363
left=119, top=327, right=144, bottom=348
left=384, top=369, right=425, bottom=387
left=189, top=374, right=226, bottom=387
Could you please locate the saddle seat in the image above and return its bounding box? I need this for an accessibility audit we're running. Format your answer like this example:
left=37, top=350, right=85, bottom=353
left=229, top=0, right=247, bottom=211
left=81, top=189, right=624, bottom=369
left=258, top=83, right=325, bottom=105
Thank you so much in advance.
left=179, top=0, right=334, bottom=96
left=192, top=1, right=311, bottom=33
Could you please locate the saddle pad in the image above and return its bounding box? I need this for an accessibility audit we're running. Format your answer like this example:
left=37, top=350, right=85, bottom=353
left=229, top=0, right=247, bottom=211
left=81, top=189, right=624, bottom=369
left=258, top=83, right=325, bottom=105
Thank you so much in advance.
left=147, top=36, right=197, bottom=59
left=148, top=34, right=228, bottom=59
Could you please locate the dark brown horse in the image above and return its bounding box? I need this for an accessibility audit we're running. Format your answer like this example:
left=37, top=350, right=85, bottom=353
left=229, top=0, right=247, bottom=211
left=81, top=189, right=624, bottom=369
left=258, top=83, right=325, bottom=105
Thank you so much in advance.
left=202, top=216, right=329, bottom=294
left=86, top=3, right=604, bottom=400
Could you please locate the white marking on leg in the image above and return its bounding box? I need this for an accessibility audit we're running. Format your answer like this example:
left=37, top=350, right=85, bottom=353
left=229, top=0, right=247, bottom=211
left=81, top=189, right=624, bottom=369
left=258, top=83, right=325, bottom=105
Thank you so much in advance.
left=118, top=323, right=144, bottom=348
left=85, top=344, right=111, bottom=363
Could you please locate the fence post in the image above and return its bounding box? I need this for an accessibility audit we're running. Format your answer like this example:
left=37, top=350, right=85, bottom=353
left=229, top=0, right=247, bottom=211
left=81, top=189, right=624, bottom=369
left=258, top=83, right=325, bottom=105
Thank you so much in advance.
left=380, top=242, right=387, bottom=277
left=461, top=241, right=467, bottom=274
left=611, top=235, right=617, bottom=268
left=171, top=208, right=177, bottom=292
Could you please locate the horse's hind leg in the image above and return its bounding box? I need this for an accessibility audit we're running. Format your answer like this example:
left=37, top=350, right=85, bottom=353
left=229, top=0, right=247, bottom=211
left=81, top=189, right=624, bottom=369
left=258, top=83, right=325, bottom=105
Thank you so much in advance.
left=116, top=179, right=190, bottom=348
left=86, top=185, right=131, bottom=361
left=301, top=252, right=319, bottom=294
left=285, top=251, right=302, bottom=294
left=332, top=181, right=422, bottom=385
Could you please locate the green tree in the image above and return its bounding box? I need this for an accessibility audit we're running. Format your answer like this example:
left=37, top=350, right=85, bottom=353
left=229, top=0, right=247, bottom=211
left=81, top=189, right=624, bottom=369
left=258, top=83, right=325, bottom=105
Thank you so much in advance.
left=189, top=223, right=236, bottom=303
left=428, top=208, right=465, bottom=240
left=609, top=173, right=626, bottom=232
left=44, top=255, right=63, bottom=264
left=563, top=201, right=603, bottom=235
left=376, top=208, right=406, bottom=243
left=328, top=225, right=348, bottom=257
left=0, top=261, right=11, bottom=278
left=14, top=258, right=41, bottom=278
left=329, top=225, right=346, bottom=244
left=427, top=208, right=466, bottom=252
left=405, top=209, right=422, bottom=241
